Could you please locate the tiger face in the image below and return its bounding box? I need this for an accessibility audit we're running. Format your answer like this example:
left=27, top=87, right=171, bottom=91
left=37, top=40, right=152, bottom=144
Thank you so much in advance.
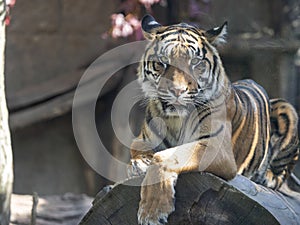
left=138, top=15, right=228, bottom=116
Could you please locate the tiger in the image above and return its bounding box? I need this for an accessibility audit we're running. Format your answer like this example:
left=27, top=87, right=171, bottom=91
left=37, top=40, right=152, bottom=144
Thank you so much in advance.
left=127, top=15, right=299, bottom=225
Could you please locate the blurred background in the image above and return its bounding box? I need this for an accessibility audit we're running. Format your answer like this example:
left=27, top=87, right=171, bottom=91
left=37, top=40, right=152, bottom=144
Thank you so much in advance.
left=5, top=0, right=300, bottom=197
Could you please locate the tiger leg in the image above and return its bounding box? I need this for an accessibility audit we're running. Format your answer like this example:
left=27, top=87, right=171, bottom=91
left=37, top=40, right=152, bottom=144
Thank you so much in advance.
left=137, top=123, right=237, bottom=225
left=127, top=137, right=154, bottom=177
left=264, top=99, right=299, bottom=189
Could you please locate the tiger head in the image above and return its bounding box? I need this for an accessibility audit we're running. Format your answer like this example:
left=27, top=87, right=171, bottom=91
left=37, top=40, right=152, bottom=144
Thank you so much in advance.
left=138, top=15, right=229, bottom=116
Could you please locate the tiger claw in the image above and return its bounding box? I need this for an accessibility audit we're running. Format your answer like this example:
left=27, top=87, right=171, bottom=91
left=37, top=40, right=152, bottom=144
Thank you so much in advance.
left=127, top=158, right=151, bottom=177
left=138, top=208, right=170, bottom=225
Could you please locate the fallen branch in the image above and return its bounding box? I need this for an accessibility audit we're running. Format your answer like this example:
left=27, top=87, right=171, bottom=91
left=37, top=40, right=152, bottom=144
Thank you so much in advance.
left=30, top=192, right=38, bottom=225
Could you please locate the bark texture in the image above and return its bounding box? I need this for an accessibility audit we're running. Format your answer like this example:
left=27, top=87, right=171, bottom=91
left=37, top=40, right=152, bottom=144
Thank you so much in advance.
left=80, top=173, right=300, bottom=225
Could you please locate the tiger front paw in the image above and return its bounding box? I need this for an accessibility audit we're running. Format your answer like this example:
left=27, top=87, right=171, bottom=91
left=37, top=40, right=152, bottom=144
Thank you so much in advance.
left=127, top=156, right=152, bottom=177
left=137, top=165, right=178, bottom=225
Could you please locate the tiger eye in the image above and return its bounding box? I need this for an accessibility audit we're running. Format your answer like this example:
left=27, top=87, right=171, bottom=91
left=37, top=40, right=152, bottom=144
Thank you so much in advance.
left=195, top=61, right=207, bottom=74
left=190, top=58, right=201, bottom=65
left=153, top=61, right=164, bottom=70
left=154, top=61, right=163, bottom=66
left=159, top=55, right=169, bottom=64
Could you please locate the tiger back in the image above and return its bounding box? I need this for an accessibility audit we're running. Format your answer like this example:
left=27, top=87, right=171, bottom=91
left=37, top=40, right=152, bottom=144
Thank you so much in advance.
left=231, top=80, right=299, bottom=189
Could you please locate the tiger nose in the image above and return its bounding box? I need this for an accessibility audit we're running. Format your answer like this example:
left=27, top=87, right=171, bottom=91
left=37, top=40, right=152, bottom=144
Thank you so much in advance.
left=169, top=86, right=187, bottom=97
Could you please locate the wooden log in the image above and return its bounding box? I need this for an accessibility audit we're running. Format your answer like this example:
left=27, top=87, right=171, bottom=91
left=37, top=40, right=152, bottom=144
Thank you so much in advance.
left=80, top=172, right=300, bottom=225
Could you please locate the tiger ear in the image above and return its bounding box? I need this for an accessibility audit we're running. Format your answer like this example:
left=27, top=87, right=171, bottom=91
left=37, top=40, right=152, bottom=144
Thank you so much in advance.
left=141, top=14, right=163, bottom=40
left=204, top=21, right=228, bottom=46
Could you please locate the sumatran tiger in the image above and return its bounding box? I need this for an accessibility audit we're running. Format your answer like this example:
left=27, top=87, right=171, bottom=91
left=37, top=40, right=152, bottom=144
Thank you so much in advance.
left=127, top=15, right=299, bottom=225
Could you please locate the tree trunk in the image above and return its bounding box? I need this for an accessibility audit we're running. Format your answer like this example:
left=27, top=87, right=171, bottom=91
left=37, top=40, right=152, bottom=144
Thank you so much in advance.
left=80, top=173, right=300, bottom=225
left=0, top=1, right=14, bottom=224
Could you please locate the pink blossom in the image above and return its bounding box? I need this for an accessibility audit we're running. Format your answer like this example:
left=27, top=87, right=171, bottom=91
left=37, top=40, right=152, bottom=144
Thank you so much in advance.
left=4, top=0, right=16, bottom=25
left=111, top=13, right=125, bottom=27
left=111, top=27, right=122, bottom=38
left=139, top=0, right=160, bottom=9
left=127, top=16, right=140, bottom=30
left=110, top=13, right=141, bottom=38
left=6, top=0, right=16, bottom=6
left=122, top=23, right=134, bottom=37
left=107, top=0, right=164, bottom=39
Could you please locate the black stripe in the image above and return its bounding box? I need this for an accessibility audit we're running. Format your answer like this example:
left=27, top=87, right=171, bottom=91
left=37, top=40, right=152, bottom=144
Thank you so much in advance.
left=232, top=87, right=246, bottom=123
left=231, top=92, right=244, bottom=132
left=191, top=110, right=212, bottom=135
left=277, top=113, right=289, bottom=136
left=164, top=38, right=178, bottom=43
left=272, top=146, right=298, bottom=164
left=213, top=70, right=222, bottom=94
left=198, top=124, right=224, bottom=140
left=162, top=138, right=171, bottom=149
left=182, top=31, right=199, bottom=40
left=271, top=164, right=288, bottom=175
left=203, top=57, right=211, bottom=71
left=145, top=110, right=153, bottom=125
left=237, top=83, right=270, bottom=172
left=186, top=39, right=196, bottom=44
left=201, top=45, right=207, bottom=58
left=143, top=75, right=149, bottom=82
left=145, top=108, right=172, bottom=150
left=233, top=87, right=257, bottom=169
left=270, top=116, right=279, bottom=136
left=143, top=128, right=150, bottom=141
left=187, top=44, right=196, bottom=52
left=159, top=31, right=180, bottom=39
left=212, top=55, right=218, bottom=75
left=270, top=99, right=286, bottom=105
left=145, top=110, right=161, bottom=139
